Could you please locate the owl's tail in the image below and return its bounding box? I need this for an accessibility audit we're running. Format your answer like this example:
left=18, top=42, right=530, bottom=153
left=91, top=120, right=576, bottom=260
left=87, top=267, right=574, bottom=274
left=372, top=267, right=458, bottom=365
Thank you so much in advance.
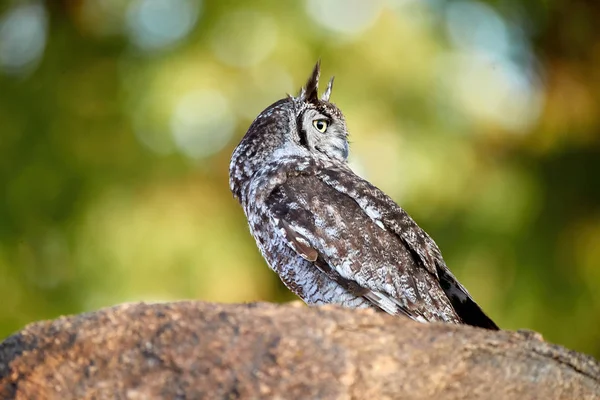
left=452, top=295, right=499, bottom=330
left=436, top=265, right=500, bottom=330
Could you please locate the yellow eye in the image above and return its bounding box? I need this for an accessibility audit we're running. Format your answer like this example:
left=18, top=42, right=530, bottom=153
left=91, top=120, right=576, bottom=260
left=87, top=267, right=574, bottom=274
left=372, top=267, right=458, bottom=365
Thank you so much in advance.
left=313, top=119, right=328, bottom=132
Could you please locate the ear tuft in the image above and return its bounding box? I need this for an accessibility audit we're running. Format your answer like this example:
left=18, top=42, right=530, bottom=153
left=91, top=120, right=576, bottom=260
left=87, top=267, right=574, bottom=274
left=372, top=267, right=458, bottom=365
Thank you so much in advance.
left=299, top=60, right=321, bottom=102
left=321, top=76, right=334, bottom=101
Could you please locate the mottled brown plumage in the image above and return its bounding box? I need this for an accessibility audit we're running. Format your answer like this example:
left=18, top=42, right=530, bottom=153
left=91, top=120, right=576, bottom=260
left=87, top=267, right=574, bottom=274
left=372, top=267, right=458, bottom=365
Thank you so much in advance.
left=229, top=62, right=498, bottom=329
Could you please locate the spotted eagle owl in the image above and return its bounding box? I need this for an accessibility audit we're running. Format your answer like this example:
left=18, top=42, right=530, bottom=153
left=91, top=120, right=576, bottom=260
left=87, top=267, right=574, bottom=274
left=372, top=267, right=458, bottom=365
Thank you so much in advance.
left=229, top=62, right=498, bottom=329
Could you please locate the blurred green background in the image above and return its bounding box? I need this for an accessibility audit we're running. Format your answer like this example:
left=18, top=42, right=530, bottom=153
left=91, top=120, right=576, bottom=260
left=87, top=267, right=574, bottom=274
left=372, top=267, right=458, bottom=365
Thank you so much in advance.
left=1, top=0, right=599, bottom=358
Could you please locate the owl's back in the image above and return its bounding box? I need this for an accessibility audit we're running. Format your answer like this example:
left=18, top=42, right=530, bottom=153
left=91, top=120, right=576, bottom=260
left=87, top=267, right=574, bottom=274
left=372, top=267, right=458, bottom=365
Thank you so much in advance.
left=267, top=171, right=461, bottom=323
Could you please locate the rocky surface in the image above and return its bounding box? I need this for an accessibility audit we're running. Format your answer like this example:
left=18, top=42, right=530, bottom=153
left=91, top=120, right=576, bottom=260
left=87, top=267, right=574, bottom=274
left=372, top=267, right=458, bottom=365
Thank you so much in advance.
left=0, top=301, right=598, bottom=399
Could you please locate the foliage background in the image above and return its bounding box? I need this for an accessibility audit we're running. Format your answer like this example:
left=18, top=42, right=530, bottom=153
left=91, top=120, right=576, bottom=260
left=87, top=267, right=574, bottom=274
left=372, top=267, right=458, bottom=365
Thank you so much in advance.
left=1, top=0, right=599, bottom=358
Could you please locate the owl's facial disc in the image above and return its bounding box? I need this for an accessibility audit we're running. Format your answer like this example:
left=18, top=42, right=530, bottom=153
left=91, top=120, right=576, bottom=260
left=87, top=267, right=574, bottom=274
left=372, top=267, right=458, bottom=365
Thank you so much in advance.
left=287, top=61, right=348, bottom=161
left=298, top=107, right=349, bottom=161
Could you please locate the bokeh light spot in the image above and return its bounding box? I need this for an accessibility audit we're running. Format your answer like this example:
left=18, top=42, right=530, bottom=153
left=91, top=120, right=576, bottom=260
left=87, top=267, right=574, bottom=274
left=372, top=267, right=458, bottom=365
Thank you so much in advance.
left=126, top=0, right=200, bottom=51
left=445, top=1, right=510, bottom=56
left=438, top=0, right=543, bottom=133
left=0, top=3, right=47, bottom=75
left=170, top=90, right=236, bottom=159
left=441, top=52, right=543, bottom=132
left=305, top=0, right=382, bottom=35
left=211, top=9, right=277, bottom=68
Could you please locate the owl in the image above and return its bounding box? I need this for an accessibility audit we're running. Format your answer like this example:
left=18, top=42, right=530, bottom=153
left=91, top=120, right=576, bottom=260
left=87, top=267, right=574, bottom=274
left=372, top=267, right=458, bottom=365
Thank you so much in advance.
left=229, top=62, right=498, bottom=329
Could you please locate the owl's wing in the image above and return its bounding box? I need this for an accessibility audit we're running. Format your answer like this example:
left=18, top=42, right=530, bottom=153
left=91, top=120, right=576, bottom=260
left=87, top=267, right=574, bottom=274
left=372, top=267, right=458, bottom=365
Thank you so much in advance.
left=315, top=162, right=499, bottom=330
left=266, top=164, right=457, bottom=323
left=266, top=160, right=497, bottom=329
left=276, top=212, right=416, bottom=320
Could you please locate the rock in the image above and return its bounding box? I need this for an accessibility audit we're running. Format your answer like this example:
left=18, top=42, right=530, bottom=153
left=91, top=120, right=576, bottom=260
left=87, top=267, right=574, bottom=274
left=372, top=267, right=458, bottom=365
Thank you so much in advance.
left=0, top=301, right=598, bottom=399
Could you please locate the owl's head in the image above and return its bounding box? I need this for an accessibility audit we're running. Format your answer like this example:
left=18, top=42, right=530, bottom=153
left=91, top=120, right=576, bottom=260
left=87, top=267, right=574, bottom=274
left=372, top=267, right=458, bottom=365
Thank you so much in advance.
left=230, top=61, right=349, bottom=198
left=290, top=61, right=349, bottom=161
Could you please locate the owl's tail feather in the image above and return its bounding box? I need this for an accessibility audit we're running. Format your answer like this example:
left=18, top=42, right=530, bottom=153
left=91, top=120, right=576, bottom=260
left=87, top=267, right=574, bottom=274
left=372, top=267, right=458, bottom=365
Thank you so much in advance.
left=452, top=296, right=499, bottom=330
left=436, top=265, right=500, bottom=330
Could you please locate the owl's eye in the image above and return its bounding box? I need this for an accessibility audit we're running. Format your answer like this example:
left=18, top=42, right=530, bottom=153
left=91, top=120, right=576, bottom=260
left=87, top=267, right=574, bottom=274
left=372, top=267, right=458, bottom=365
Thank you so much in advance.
left=313, top=119, right=329, bottom=133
